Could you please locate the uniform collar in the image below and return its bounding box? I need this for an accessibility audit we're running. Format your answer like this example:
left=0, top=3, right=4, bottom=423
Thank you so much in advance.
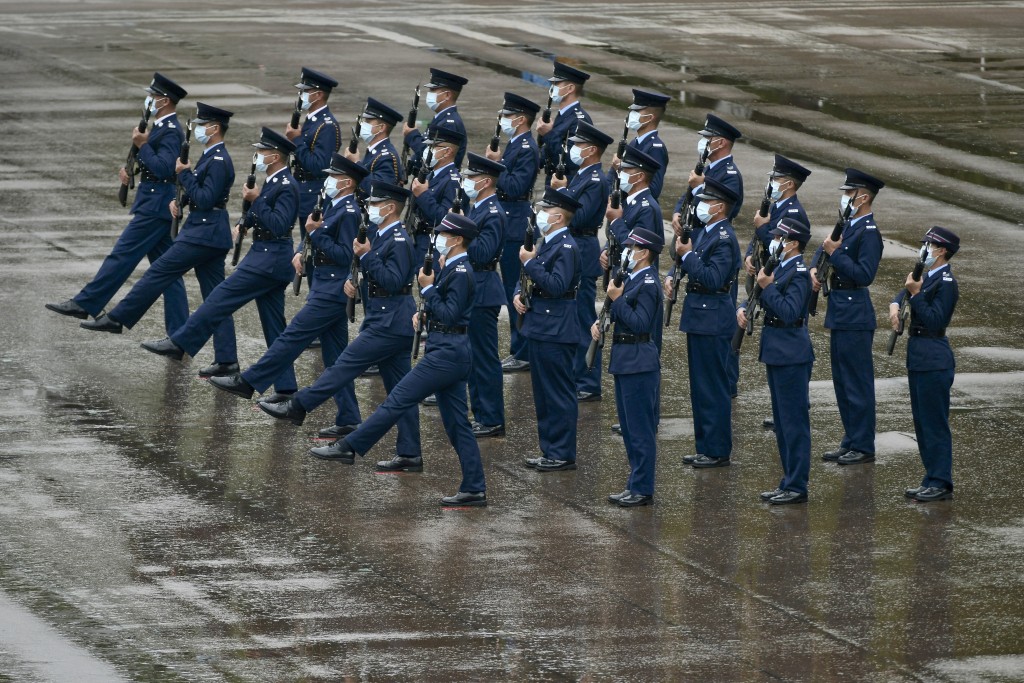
left=928, top=263, right=949, bottom=278
left=434, top=105, right=456, bottom=118
left=779, top=253, right=801, bottom=269
left=376, top=220, right=399, bottom=238
left=367, top=138, right=387, bottom=152
left=707, top=154, right=733, bottom=170
left=577, top=162, right=600, bottom=174
left=444, top=251, right=468, bottom=268
left=433, top=162, right=455, bottom=178
left=473, top=193, right=496, bottom=209
left=154, top=112, right=176, bottom=125
left=704, top=218, right=726, bottom=233
left=543, top=226, right=568, bottom=241
left=332, top=192, right=354, bottom=206
left=510, top=131, right=527, bottom=143
left=266, top=167, right=286, bottom=181
left=626, top=187, right=648, bottom=203
left=629, top=264, right=653, bottom=280
left=774, top=195, right=795, bottom=210
left=202, top=143, right=222, bottom=156
left=850, top=212, right=873, bottom=227
left=307, top=105, right=328, bottom=121
left=636, top=129, right=657, bottom=143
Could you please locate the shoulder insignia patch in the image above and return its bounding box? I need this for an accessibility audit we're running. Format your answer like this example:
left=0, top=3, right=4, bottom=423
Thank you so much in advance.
left=324, top=117, right=333, bottom=123
left=394, top=236, right=406, bottom=242
left=489, top=205, right=498, bottom=213
left=796, top=266, right=808, bottom=272
left=346, top=206, right=357, bottom=212
left=727, top=170, right=738, bottom=174
left=652, top=143, right=663, bottom=148
left=168, top=122, right=176, bottom=129
left=563, top=243, right=572, bottom=248
left=455, top=264, right=467, bottom=272
left=282, top=178, right=290, bottom=185
left=788, top=208, right=800, bottom=213
left=943, top=276, right=953, bottom=281
left=641, top=199, right=650, bottom=207
left=866, top=225, right=877, bottom=230
left=213, top=156, right=224, bottom=160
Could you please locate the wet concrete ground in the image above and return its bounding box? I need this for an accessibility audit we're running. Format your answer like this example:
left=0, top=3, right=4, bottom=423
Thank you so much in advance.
left=1, top=1, right=1023, bottom=680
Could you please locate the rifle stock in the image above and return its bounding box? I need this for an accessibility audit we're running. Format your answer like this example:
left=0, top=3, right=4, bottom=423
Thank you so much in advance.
left=807, top=199, right=855, bottom=316
left=293, top=192, right=325, bottom=296
left=489, top=116, right=501, bottom=153
left=541, top=95, right=553, bottom=124
left=401, top=84, right=420, bottom=178
left=886, top=246, right=928, bottom=355
left=170, top=117, right=193, bottom=238
left=664, top=148, right=709, bottom=327
left=348, top=115, right=359, bottom=155
left=118, top=107, right=151, bottom=206
left=586, top=269, right=626, bottom=370
left=231, top=161, right=257, bottom=266
left=732, top=252, right=780, bottom=353
left=347, top=214, right=368, bottom=323
left=412, top=236, right=435, bottom=359
left=515, top=212, right=536, bottom=330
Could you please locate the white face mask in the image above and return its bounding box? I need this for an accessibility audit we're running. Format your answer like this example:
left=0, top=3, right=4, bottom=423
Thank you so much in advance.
left=769, top=180, right=785, bottom=202
left=623, top=247, right=640, bottom=271
left=840, top=193, right=859, bottom=215
left=194, top=124, right=211, bottom=145
left=359, top=120, right=376, bottom=142
left=627, top=110, right=644, bottom=131
left=696, top=200, right=716, bottom=224
left=425, top=91, right=442, bottom=112
left=697, top=137, right=710, bottom=156
left=254, top=153, right=270, bottom=173
left=324, top=176, right=342, bottom=198
left=535, top=210, right=554, bottom=232
left=435, top=233, right=452, bottom=257
left=421, top=147, right=435, bottom=167
left=367, top=204, right=386, bottom=225
left=569, top=144, right=587, bottom=166
left=924, top=246, right=937, bottom=268
left=769, top=238, right=784, bottom=258
left=500, top=116, right=517, bottom=137
left=462, top=177, right=479, bottom=200
left=549, top=83, right=564, bottom=104
left=145, top=95, right=163, bottom=114
left=618, top=170, right=635, bottom=193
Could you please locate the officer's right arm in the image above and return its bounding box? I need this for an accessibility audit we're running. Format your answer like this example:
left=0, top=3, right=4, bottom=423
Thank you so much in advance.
left=467, top=208, right=504, bottom=265
left=498, top=146, right=537, bottom=198
left=179, top=160, right=226, bottom=210
left=610, top=280, right=658, bottom=332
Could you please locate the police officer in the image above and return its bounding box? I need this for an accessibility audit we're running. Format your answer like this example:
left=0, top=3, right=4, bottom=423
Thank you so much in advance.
left=461, top=153, right=508, bottom=437
left=208, top=154, right=368, bottom=439
left=486, top=93, right=541, bottom=373
left=596, top=228, right=664, bottom=507
left=81, top=104, right=238, bottom=378
left=410, top=128, right=464, bottom=263
left=258, top=182, right=422, bottom=473
left=738, top=218, right=814, bottom=505
left=140, top=128, right=300, bottom=401
left=811, top=168, right=885, bottom=466
left=311, top=213, right=487, bottom=506
left=536, top=62, right=592, bottom=187
left=671, top=114, right=744, bottom=226
left=605, top=147, right=664, bottom=268
left=47, top=73, right=189, bottom=333
left=284, top=68, right=341, bottom=235
left=346, top=97, right=407, bottom=196
left=668, top=177, right=741, bottom=468
left=403, top=68, right=469, bottom=174
left=552, top=122, right=612, bottom=403
left=608, top=89, right=670, bottom=201
left=890, top=227, right=960, bottom=502
left=516, top=188, right=583, bottom=472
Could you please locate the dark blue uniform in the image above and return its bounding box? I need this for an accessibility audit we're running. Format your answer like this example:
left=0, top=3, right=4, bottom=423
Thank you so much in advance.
left=516, top=227, right=582, bottom=462
left=411, top=163, right=460, bottom=263
left=466, top=195, right=507, bottom=427
left=678, top=219, right=740, bottom=461
left=170, top=168, right=299, bottom=391
left=405, top=106, right=467, bottom=171
left=73, top=113, right=189, bottom=332
left=293, top=220, right=420, bottom=458
left=610, top=265, right=663, bottom=495
left=108, top=142, right=236, bottom=362
left=346, top=253, right=484, bottom=491
left=609, top=188, right=663, bottom=271
left=815, top=212, right=883, bottom=456
left=292, top=106, right=340, bottom=225
left=895, top=264, right=959, bottom=491
left=673, top=155, right=744, bottom=221
left=540, top=101, right=591, bottom=186
left=240, top=193, right=362, bottom=427
left=608, top=131, right=669, bottom=201
left=745, top=195, right=809, bottom=262
left=498, top=132, right=541, bottom=359
left=358, top=139, right=405, bottom=197
left=748, top=255, right=814, bottom=495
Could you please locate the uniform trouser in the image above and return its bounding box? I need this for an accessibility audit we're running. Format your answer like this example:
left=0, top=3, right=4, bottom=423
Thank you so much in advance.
left=109, top=241, right=236, bottom=363
left=74, top=212, right=189, bottom=334
left=295, top=327, right=420, bottom=457
left=687, top=333, right=733, bottom=459
left=500, top=240, right=527, bottom=359
left=241, top=293, right=360, bottom=427
left=345, top=339, right=484, bottom=492
left=574, top=274, right=601, bottom=394
left=468, top=305, right=504, bottom=426
left=728, top=348, right=740, bottom=398
left=909, top=368, right=955, bottom=490
left=830, top=329, right=876, bottom=454
left=615, top=369, right=659, bottom=496
left=767, top=362, right=813, bottom=495
left=527, top=338, right=577, bottom=462
left=170, top=268, right=296, bottom=392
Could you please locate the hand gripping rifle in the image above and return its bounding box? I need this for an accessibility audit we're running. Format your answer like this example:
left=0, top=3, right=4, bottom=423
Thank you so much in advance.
left=886, top=245, right=928, bottom=355
left=346, top=201, right=369, bottom=323
left=287, top=88, right=303, bottom=174
left=170, top=116, right=193, bottom=238
left=412, top=235, right=435, bottom=359
left=401, top=84, right=421, bottom=178
left=731, top=250, right=781, bottom=353
left=515, top=209, right=537, bottom=330
left=293, top=190, right=325, bottom=296
left=118, top=105, right=152, bottom=206
left=745, top=180, right=773, bottom=296
left=602, top=178, right=622, bottom=291
left=489, top=115, right=501, bottom=153
left=541, top=93, right=553, bottom=125
left=807, top=195, right=856, bottom=316
left=586, top=268, right=625, bottom=371
left=664, top=143, right=711, bottom=326
left=231, top=158, right=257, bottom=266
left=403, top=147, right=432, bottom=227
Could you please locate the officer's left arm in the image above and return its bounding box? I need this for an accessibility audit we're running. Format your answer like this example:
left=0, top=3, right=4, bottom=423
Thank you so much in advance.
left=467, top=208, right=505, bottom=265
left=524, top=241, right=575, bottom=296
left=610, top=279, right=659, bottom=332
left=424, top=268, right=473, bottom=325
left=136, top=126, right=181, bottom=181
left=760, top=268, right=812, bottom=325
left=309, top=208, right=357, bottom=269
left=178, top=158, right=228, bottom=210
left=680, top=234, right=738, bottom=291
left=415, top=175, right=457, bottom=225
left=253, top=183, right=300, bottom=238
left=910, top=277, right=959, bottom=329
left=829, top=227, right=883, bottom=286
left=293, top=123, right=338, bottom=173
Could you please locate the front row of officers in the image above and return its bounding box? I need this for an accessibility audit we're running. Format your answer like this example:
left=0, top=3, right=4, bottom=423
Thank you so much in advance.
left=44, top=71, right=961, bottom=507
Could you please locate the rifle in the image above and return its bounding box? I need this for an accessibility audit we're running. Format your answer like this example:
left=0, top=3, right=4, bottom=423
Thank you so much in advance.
left=886, top=245, right=928, bottom=355
left=403, top=147, right=432, bottom=227
left=401, top=84, right=421, bottom=178
left=554, top=130, right=569, bottom=181
left=515, top=209, right=537, bottom=330
left=601, top=177, right=622, bottom=291
left=347, top=115, right=359, bottom=155
left=293, top=191, right=325, bottom=296
left=170, top=116, right=193, bottom=239
left=541, top=94, right=553, bottom=124
left=412, top=235, right=435, bottom=359
left=745, top=180, right=773, bottom=295
left=616, top=116, right=629, bottom=161
left=586, top=268, right=625, bottom=371
left=731, top=250, right=781, bottom=353
left=287, top=90, right=303, bottom=174
left=489, top=115, right=501, bottom=153
left=118, top=105, right=152, bottom=207
left=807, top=195, right=856, bottom=316
left=664, top=144, right=711, bottom=326
left=452, top=181, right=464, bottom=215
left=346, top=202, right=369, bottom=323
left=231, top=158, right=257, bottom=266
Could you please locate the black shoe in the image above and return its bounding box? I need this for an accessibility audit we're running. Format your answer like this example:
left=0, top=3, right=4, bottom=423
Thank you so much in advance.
left=361, top=364, right=380, bottom=376
left=769, top=490, right=808, bottom=505
left=309, top=439, right=356, bottom=463
left=682, top=453, right=704, bottom=465
left=759, top=487, right=784, bottom=501
left=617, top=492, right=653, bottom=507
left=912, top=486, right=953, bottom=502
left=257, top=398, right=306, bottom=425
left=140, top=337, right=184, bottom=359
left=904, top=485, right=927, bottom=499
left=80, top=313, right=122, bottom=334
left=262, top=391, right=294, bottom=404
left=576, top=391, right=601, bottom=403
left=762, top=418, right=775, bottom=431
left=523, top=456, right=545, bottom=469
left=837, top=450, right=876, bottom=466
left=440, top=491, right=487, bottom=507
left=533, top=457, right=577, bottom=472
left=198, top=361, right=239, bottom=378
left=376, top=456, right=423, bottom=472
left=607, top=489, right=632, bottom=503
left=208, top=374, right=254, bottom=399
left=421, top=394, right=438, bottom=406
left=46, top=299, right=88, bottom=319
left=471, top=422, right=505, bottom=438
left=317, top=424, right=357, bottom=440
left=821, top=446, right=850, bottom=462
left=611, top=423, right=622, bottom=435
left=691, top=455, right=730, bottom=469
left=501, top=356, right=530, bottom=373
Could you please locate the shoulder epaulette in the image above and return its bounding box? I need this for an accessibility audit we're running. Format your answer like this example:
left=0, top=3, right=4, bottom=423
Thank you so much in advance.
left=213, top=156, right=224, bottom=161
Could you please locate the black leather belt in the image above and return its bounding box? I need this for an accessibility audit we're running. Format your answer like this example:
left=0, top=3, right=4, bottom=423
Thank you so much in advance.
left=141, top=175, right=173, bottom=184
left=313, top=253, right=337, bottom=267
left=571, top=228, right=599, bottom=237
left=293, top=169, right=321, bottom=182
left=497, top=192, right=530, bottom=202
left=367, top=283, right=413, bottom=298
left=471, top=261, right=498, bottom=271
left=613, top=332, right=650, bottom=344
left=533, top=288, right=579, bottom=300
left=252, top=227, right=286, bottom=241
left=910, top=327, right=946, bottom=338
left=686, top=280, right=733, bottom=295
left=428, top=322, right=467, bottom=335
left=189, top=201, right=227, bottom=210
left=829, top=280, right=863, bottom=290
left=764, top=317, right=805, bottom=328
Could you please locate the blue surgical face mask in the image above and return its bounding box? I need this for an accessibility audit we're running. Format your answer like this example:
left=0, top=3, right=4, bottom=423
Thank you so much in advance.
left=924, top=246, right=937, bottom=268
left=618, top=170, right=635, bottom=193
left=324, top=176, right=342, bottom=198
left=367, top=204, right=386, bottom=225
left=697, top=136, right=710, bottom=156
left=769, top=238, right=784, bottom=258
left=300, top=91, right=313, bottom=111
left=696, top=200, right=716, bottom=224
left=254, top=153, right=269, bottom=173
left=627, top=110, right=644, bottom=131
left=194, top=124, right=211, bottom=145
left=462, top=177, right=479, bottom=200
left=549, top=83, right=564, bottom=104
left=145, top=95, right=162, bottom=114
left=569, top=144, right=587, bottom=166
left=500, top=116, right=517, bottom=137
left=426, top=91, right=441, bottom=112
left=624, top=248, right=638, bottom=270
left=535, top=210, right=553, bottom=232
left=359, top=120, right=376, bottom=142
left=769, top=180, right=786, bottom=202
left=435, top=234, right=451, bottom=257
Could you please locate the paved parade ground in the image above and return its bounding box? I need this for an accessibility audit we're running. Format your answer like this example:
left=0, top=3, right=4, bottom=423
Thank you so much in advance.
left=1, top=0, right=1023, bottom=680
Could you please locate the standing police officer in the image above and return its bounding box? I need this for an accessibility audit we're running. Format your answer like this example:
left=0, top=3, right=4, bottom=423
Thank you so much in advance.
left=536, top=62, right=592, bottom=187
left=410, top=128, right=464, bottom=263
left=346, top=97, right=407, bottom=196
left=609, top=89, right=671, bottom=201
left=403, top=68, right=469, bottom=174
left=605, top=147, right=664, bottom=267
left=672, top=114, right=744, bottom=226
left=812, top=168, right=885, bottom=466
left=47, top=73, right=189, bottom=333
left=284, top=68, right=341, bottom=234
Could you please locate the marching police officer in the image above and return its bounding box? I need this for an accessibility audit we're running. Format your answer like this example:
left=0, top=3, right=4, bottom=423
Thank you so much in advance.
left=311, top=213, right=487, bottom=507
left=461, top=153, right=508, bottom=437
left=486, top=93, right=541, bottom=372
left=672, top=114, right=744, bottom=226
left=81, top=103, right=238, bottom=378
left=284, top=68, right=341, bottom=234
left=891, top=227, right=960, bottom=502
left=140, top=128, right=300, bottom=400
left=812, top=168, right=885, bottom=466
left=47, top=73, right=189, bottom=333
left=609, top=89, right=670, bottom=201
left=346, top=97, right=407, bottom=196
left=207, top=154, right=368, bottom=439
left=403, top=68, right=469, bottom=174
left=410, top=127, right=464, bottom=263
left=738, top=218, right=814, bottom=505
left=258, top=182, right=422, bottom=473
left=596, top=228, right=664, bottom=507
left=516, top=188, right=583, bottom=472
left=536, top=62, right=592, bottom=187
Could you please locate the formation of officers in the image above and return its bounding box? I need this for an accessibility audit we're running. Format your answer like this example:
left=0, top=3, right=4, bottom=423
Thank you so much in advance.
left=45, top=65, right=962, bottom=508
